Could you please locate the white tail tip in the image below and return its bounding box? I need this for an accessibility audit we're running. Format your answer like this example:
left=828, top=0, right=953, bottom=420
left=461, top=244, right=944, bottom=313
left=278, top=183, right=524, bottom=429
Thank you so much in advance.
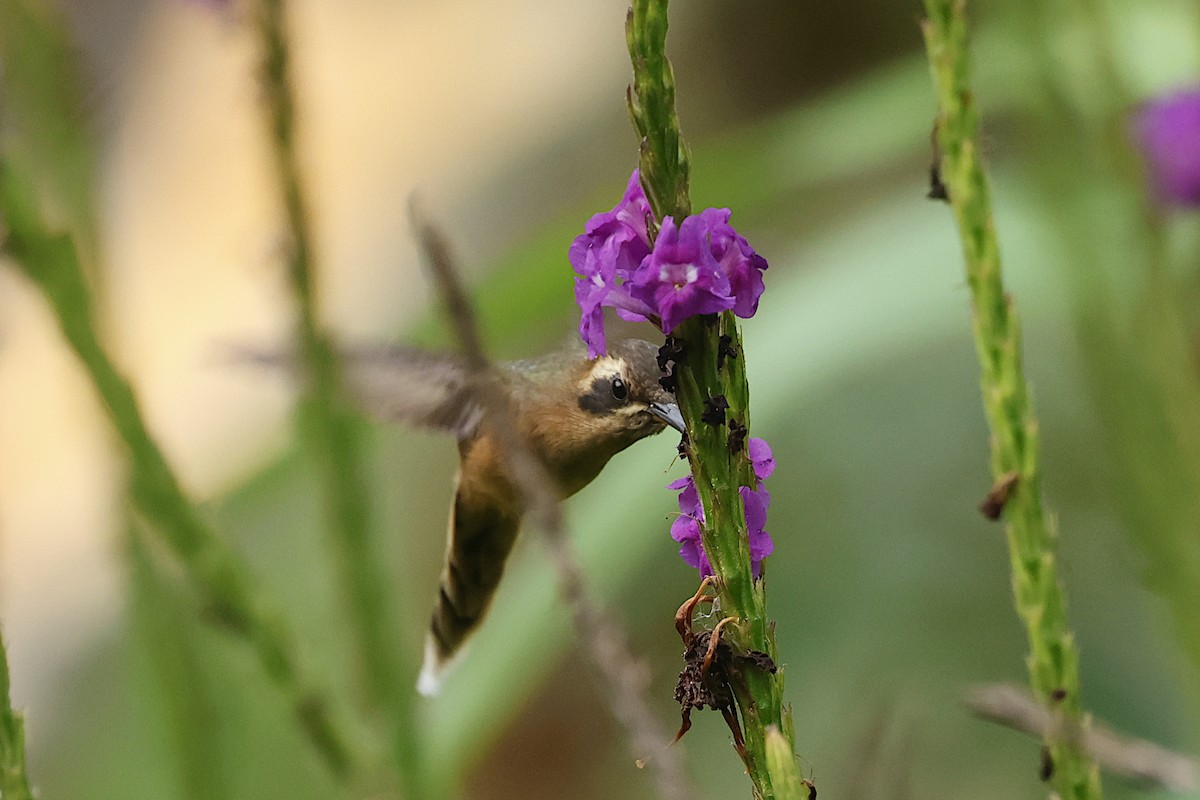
left=416, top=638, right=444, bottom=696
left=416, top=665, right=442, bottom=697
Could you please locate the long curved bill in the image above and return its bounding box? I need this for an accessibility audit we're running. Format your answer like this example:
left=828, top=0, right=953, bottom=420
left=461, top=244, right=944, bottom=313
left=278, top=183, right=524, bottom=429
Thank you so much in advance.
left=648, top=402, right=687, bottom=434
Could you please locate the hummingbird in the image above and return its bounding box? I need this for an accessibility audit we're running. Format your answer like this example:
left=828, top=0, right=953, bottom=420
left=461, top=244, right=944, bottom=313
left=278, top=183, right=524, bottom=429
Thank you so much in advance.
left=255, top=338, right=686, bottom=694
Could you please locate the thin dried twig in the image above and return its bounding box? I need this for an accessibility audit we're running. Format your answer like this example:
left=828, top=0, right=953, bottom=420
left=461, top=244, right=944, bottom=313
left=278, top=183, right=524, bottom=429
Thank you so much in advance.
left=966, top=683, right=1199, bottom=791
left=411, top=203, right=695, bottom=800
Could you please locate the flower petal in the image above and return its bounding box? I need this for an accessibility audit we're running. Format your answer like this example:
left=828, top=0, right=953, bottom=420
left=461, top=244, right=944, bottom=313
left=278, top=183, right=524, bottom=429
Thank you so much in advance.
left=1134, top=88, right=1200, bottom=207
left=570, top=170, right=659, bottom=354
left=748, top=437, right=776, bottom=480
left=629, top=215, right=733, bottom=333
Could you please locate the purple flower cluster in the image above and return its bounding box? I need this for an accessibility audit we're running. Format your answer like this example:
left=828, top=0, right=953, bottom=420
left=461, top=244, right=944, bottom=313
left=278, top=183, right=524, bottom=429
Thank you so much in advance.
left=570, top=171, right=768, bottom=358
left=1134, top=88, right=1200, bottom=208
left=669, top=438, right=776, bottom=578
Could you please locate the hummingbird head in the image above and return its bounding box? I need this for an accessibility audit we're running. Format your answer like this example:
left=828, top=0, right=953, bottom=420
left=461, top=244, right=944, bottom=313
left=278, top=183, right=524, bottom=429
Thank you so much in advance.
left=575, top=338, right=685, bottom=438
left=513, top=338, right=684, bottom=497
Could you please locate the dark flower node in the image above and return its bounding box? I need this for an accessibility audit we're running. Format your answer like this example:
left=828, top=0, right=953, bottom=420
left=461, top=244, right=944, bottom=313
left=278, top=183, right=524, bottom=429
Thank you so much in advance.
left=657, top=336, right=684, bottom=395
left=928, top=163, right=950, bottom=202
left=701, top=394, right=730, bottom=426
left=657, top=336, right=685, bottom=371
left=927, top=122, right=950, bottom=202
left=979, top=470, right=1020, bottom=521
left=728, top=419, right=748, bottom=454
left=1038, top=745, right=1054, bottom=782
left=739, top=649, right=777, bottom=674
left=717, top=334, right=738, bottom=369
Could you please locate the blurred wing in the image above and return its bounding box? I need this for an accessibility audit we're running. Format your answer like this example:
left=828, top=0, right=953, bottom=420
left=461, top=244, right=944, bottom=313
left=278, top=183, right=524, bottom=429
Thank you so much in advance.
left=338, top=346, right=484, bottom=436
left=235, top=344, right=484, bottom=438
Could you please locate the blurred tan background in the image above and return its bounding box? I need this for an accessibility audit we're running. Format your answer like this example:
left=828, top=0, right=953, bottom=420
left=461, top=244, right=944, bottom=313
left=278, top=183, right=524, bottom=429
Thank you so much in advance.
left=1, top=0, right=641, bottom=715
left=0, top=0, right=911, bottom=722
left=3, top=1, right=1200, bottom=798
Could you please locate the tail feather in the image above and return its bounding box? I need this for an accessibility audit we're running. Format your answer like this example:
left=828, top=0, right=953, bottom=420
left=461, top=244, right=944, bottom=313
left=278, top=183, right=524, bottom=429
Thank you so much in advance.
left=417, top=638, right=456, bottom=696
left=417, top=485, right=522, bottom=695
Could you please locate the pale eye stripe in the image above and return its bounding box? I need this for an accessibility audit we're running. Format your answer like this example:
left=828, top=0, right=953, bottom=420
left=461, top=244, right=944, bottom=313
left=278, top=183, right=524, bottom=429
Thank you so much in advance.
left=577, top=356, right=627, bottom=393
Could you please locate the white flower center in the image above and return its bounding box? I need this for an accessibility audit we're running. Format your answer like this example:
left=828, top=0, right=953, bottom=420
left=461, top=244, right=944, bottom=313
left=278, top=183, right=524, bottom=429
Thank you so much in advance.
left=664, top=263, right=698, bottom=290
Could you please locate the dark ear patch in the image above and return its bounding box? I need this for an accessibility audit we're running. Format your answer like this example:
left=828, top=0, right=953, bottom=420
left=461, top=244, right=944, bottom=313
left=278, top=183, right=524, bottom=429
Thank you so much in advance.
left=579, top=376, right=617, bottom=415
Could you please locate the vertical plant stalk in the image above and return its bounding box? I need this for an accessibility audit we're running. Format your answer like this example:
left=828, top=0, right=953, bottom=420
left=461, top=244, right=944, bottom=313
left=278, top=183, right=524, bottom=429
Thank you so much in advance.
left=0, top=158, right=354, bottom=780
left=921, top=2, right=1103, bottom=798
left=254, top=1, right=424, bottom=794
left=127, top=525, right=229, bottom=800
left=627, top=3, right=801, bottom=798
left=0, top=629, right=34, bottom=800
left=0, top=0, right=96, bottom=252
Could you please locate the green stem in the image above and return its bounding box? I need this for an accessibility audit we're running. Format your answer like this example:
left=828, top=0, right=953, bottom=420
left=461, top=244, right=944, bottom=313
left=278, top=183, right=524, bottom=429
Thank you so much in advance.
left=0, top=157, right=354, bottom=781
left=0, top=0, right=96, bottom=252
left=127, top=525, right=229, bottom=800
left=0, top=628, right=34, bottom=800
left=627, top=3, right=796, bottom=797
left=254, top=2, right=425, bottom=794
left=764, top=726, right=806, bottom=800
left=921, top=2, right=1102, bottom=798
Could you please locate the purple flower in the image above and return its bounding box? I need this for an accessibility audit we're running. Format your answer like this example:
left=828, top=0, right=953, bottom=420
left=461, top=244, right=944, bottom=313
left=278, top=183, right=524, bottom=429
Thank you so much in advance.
left=1134, top=88, right=1200, bottom=207
left=740, top=485, right=774, bottom=577
left=748, top=437, right=775, bottom=480
left=628, top=215, right=732, bottom=333
left=569, top=171, right=657, bottom=357
left=697, top=208, right=769, bottom=318
left=667, top=437, right=777, bottom=578
left=668, top=474, right=698, bottom=507
left=572, top=170, right=654, bottom=273
left=570, top=170, right=768, bottom=354
left=671, top=513, right=712, bottom=577
left=573, top=253, right=615, bottom=358
left=670, top=475, right=712, bottom=575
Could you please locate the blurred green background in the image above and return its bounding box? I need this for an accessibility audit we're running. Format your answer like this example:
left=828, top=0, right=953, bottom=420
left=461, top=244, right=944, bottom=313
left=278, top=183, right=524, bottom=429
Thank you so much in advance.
left=2, top=0, right=1200, bottom=798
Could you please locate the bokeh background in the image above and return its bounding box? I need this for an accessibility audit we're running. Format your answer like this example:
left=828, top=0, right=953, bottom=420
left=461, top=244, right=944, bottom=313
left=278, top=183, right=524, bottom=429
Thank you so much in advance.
left=2, top=0, right=1200, bottom=798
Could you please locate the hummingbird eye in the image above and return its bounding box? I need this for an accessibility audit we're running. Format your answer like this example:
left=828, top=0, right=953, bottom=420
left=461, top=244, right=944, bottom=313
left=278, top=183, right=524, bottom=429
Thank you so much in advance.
left=611, top=377, right=629, bottom=402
